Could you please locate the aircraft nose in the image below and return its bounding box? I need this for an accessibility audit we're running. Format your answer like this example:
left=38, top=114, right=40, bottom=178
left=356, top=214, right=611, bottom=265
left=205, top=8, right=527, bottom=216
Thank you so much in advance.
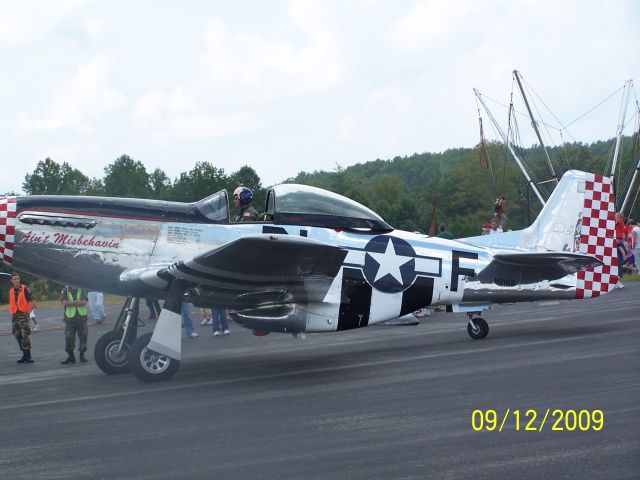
left=0, top=195, right=18, bottom=265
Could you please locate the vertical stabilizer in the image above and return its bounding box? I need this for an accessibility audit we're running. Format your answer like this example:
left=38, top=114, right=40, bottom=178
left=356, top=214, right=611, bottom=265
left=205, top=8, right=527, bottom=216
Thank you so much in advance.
left=573, top=174, right=618, bottom=298
left=523, top=171, right=617, bottom=298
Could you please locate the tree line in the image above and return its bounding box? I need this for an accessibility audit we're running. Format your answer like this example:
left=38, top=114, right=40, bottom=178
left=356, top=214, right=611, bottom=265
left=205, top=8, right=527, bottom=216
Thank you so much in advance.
left=1, top=137, right=638, bottom=301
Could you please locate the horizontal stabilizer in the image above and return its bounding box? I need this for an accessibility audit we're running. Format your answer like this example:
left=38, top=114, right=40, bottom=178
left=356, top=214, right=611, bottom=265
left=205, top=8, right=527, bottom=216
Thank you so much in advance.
left=476, top=252, right=603, bottom=286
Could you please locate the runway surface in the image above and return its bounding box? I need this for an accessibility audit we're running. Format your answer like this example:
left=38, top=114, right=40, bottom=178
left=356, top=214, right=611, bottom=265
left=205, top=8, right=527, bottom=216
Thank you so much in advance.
left=1, top=285, right=639, bottom=480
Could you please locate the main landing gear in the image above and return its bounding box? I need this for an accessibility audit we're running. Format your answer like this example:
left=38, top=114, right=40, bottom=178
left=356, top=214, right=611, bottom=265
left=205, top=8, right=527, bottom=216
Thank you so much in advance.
left=94, top=297, right=180, bottom=382
left=94, top=297, right=140, bottom=374
left=467, top=313, right=489, bottom=339
left=128, top=332, right=180, bottom=382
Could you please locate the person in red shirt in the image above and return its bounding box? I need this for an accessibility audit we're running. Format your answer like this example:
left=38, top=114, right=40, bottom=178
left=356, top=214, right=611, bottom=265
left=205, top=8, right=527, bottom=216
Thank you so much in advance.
left=614, top=213, right=627, bottom=288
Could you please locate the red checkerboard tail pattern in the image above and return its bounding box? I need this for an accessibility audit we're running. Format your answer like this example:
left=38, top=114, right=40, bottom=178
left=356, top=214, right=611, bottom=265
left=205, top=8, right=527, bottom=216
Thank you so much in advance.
left=0, top=197, right=17, bottom=265
left=575, top=174, right=617, bottom=299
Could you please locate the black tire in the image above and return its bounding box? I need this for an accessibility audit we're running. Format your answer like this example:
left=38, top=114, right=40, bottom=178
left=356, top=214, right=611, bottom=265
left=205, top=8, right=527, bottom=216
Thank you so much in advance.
left=467, top=317, right=489, bottom=339
left=128, top=332, right=180, bottom=382
left=94, top=330, right=131, bottom=374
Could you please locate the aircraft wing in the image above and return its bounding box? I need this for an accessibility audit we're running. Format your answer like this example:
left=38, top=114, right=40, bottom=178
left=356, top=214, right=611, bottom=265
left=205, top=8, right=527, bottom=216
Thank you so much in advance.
left=139, top=234, right=348, bottom=308
left=476, top=252, right=603, bottom=285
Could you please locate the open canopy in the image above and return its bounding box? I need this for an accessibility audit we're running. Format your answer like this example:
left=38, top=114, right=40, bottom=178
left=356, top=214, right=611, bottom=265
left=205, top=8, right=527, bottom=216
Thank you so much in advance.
left=195, top=183, right=393, bottom=231
left=264, top=184, right=393, bottom=231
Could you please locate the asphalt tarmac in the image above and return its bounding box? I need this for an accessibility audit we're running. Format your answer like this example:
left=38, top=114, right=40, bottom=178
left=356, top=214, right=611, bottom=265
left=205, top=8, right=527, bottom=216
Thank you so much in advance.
left=1, top=285, right=639, bottom=480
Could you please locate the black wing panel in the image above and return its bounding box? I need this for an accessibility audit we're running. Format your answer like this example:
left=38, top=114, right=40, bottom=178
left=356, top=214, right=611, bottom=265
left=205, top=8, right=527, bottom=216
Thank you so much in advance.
left=168, top=234, right=347, bottom=308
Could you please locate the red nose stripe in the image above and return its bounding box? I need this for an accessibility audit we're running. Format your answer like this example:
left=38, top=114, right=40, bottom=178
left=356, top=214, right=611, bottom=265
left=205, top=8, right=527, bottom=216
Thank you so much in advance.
left=0, top=197, right=17, bottom=264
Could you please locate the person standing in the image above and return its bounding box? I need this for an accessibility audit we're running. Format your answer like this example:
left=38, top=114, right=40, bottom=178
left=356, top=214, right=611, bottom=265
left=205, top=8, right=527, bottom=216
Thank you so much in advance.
left=29, top=302, right=40, bottom=332
left=60, top=285, right=89, bottom=364
left=211, top=306, right=230, bottom=336
left=614, top=212, right=627, bottom=288
left=437, top=223, right=454, bottom=239
left=233, top=186, right=259, bottom=222
left=182, top=302, right=199, bottom=338
left=9, top=272, right=34, bottom=364
left=145, top=298, right=162, bottom=320
left=200, top=308, right=212, bottom=326
left=631, top=219, right=640, bottom=263
left=88, top=291, right=107, bottom=325
left=489, top=220, right=503, bottom=235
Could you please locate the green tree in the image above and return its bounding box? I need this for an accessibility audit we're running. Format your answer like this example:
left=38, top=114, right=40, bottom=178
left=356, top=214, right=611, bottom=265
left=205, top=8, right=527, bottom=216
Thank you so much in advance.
left=229, top=165, right=265, bottom=209
left=149, top=168, right=172, bottom=199
left=103, top=155, right=152, bottom=198
left=171, top=162, right=228, bottom=202
left=85, top=178, right=105, bottom=196
left=230, top=165, right=262, bottom=191
left=23, top=158, right=90, bottom=195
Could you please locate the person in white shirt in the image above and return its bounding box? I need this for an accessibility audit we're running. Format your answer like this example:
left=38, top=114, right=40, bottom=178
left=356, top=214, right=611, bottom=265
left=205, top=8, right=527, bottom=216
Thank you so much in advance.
left=631, top=219, right=640, bottom=261
left=488, top=220, right=503, bottom=235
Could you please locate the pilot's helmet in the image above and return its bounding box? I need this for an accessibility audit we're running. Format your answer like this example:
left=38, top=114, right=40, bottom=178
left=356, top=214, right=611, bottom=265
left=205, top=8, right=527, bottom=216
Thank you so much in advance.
left=233, top=186, right=253, bottom=205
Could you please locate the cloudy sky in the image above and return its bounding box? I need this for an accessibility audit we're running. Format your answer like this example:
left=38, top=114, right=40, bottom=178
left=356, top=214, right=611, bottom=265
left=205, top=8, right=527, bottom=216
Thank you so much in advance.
left=1, top=0, right=638, bottom=194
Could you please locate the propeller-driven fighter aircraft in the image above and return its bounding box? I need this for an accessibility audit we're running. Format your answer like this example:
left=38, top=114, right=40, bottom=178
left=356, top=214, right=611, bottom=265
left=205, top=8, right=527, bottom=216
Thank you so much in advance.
left=0, top=170, right=618, bottom=381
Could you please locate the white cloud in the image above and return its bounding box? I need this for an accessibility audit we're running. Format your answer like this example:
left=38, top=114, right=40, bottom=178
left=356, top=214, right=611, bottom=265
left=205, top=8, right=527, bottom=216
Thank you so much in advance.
left=387, top=1, right=480, bottom=52
left=132, top=87, right=255, bottom=140
left=18, top=54, right=125, bottom=133
left=199, top=12, right=344, bottom=101
left=0, top=0, right=90, bottom=46
left=340, top=87, right=413, bottom=152
left=133, top=87, right=197, bottom=129
left=1, top=0, right=637, bottom=196
left=167, top=112, right=254, bottom=139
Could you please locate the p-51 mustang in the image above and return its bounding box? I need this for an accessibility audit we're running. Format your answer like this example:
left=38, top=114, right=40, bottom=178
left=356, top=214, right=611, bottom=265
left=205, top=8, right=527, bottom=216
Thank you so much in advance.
left=0, top=170, right=618, bottom=381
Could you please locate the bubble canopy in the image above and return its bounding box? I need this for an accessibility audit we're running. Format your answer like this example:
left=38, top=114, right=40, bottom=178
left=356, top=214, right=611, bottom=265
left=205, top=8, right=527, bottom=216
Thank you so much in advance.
left=264, top=183, right=393, bottom=232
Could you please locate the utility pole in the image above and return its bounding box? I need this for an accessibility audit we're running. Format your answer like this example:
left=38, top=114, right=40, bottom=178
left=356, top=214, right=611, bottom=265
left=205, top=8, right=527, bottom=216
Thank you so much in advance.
left=621, top=155, right=640, bottom=215
left=610, top=79, right=633, bottom=192
left=513, top=70, right=558, bottom=186
left=474, top=88, right=546, bottom=206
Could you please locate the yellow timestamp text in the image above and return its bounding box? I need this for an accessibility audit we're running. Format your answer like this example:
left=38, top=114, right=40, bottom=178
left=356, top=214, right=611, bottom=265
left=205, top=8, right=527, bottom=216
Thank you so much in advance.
left=471, top=409, right=604, bottom=432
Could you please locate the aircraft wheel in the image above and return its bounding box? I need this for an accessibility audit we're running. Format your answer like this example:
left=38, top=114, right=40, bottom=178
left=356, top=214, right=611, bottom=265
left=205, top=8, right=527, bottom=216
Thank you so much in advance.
left=128, top=332, right=179, bottom=382
left=467, top=317, right=489, bottom=339
left=94, top=330, right=131, bottom=374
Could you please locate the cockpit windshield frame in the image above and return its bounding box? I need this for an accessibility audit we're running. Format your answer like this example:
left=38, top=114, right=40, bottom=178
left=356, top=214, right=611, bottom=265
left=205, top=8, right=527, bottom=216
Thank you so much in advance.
left=195, top=190, right=229, bottom=223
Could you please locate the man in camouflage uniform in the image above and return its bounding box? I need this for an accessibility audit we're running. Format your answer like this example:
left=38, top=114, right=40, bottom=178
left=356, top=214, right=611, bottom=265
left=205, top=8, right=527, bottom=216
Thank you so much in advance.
left=9, top=272, right=34, bottom=364
left=60, top=285, right=89, bottom=364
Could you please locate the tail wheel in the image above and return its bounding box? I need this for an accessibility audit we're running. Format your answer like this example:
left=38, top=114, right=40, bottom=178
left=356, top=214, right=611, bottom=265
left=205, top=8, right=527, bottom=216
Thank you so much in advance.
left=128, top=332, right=180, bottom=382
left=467, top=317, right=489, bottom=339
left=94, top=330, right=130, bottom=374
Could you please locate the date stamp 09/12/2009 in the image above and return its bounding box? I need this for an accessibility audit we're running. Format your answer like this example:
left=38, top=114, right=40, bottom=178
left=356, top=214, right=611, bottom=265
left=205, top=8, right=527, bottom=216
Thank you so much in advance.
left=471, top=409, right=604, bottom=432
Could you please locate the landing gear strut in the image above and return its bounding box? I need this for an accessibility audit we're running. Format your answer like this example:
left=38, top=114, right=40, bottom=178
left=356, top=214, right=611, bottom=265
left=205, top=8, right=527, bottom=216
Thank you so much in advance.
left=467, top=314, right=489, bottom=339
left=94, top=297, right=141, bottom=375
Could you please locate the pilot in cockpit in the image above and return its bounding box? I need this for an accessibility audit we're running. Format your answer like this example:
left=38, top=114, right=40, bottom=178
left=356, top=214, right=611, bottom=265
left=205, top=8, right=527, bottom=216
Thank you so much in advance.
left=233, top=186, right=259, bottom=222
